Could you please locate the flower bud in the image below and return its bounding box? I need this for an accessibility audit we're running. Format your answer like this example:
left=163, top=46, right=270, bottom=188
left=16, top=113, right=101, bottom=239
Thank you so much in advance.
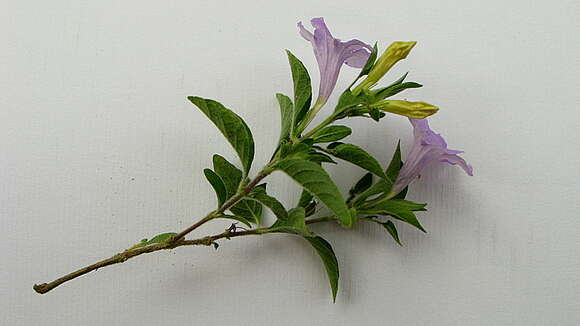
left=371, top=100, right=438, bottom=119
left=353, top=41, right=416, bottom=95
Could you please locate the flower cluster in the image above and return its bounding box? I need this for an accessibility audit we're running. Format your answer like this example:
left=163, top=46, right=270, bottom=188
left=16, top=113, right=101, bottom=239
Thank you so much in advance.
left=298, top=17, right=472, bottom=196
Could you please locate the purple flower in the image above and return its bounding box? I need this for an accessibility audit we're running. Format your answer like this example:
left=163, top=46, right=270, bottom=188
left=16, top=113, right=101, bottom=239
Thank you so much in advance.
left=298, top=18, right=372, bottom=105
left=390, top=118, right=473, bottom=196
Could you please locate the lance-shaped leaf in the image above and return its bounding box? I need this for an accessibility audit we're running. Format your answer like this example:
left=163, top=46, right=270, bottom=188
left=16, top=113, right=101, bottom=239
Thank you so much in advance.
left=312, top=125, right=352, bottom=143
left=286, top=51, right=312, bottom=127
left=274, top=158, right=355, bottom=227
left=203, top=168, right=227, bottom=207
left=266, top=209, right=339, bottom=301
left=357, top=42, right=378, bottom=78
left=214, top=214, right=253, bottom=228
left=127, top=232, right=178, bottom=250
left=347, top=172, right=373, bottom=203
left=326, top=143, right=388, bottom=180
left=362, top=199, right=427, bottom=232
left=276, top=93, right=294, bottom=144
left=188, top=96, right=255, bottom=174
left=212, top=154, right=243, bottom=198
left=381, top=220, right=402, bottom=246
left=305, top=236, right=340, bottom=302
left=268, top=207, right=311, bottom=236
left=351, top=142, right=401, bottom=205
left=385, top=141, right=403, bottom=181
left=297, top=189, right=316, bottom=217
left=230, top=199, right=263, bottom=225
left=247, top=186, right=288, bottom=221
left=216, top=214, right=253, bottom=227
left=373, top=82, right=422, bottom=100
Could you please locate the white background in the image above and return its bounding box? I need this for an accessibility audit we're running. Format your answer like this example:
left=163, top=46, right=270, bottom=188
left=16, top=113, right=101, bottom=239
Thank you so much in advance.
left=2, top=1, right=579, bottom=325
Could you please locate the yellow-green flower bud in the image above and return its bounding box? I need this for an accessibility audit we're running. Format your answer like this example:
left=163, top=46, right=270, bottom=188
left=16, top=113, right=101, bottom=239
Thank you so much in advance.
left=353, top=41, right=417, bottom=95
left=371, top=100, right=438, bottom=119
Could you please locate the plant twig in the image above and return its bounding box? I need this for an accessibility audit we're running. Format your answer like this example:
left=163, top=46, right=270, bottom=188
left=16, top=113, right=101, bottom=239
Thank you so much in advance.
left=33, top=214, right=334, bottom=294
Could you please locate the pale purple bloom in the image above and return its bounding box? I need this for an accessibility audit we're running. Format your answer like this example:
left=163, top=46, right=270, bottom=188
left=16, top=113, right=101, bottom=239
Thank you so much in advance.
left=390, top=118, right=473, bottom=196
left=298, top=18, right=372, bottom=104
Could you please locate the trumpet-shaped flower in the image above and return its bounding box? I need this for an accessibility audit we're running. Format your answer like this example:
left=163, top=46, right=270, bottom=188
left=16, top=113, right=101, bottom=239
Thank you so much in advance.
left=298, top=17, right=372, bottom=108
left=371, top=100, right=439, bottom=119
left=390, top=118, right=473, bottom=196
left=353, top=41, right=416, bottom=95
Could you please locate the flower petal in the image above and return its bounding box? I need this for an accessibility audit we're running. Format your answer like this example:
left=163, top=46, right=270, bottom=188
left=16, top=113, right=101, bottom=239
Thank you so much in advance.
left=440, top=154, right=474, bottom=176
left=297, top=22, right=314, bottom=42
left=297, top=17, right=372, bottom=102
left=390, top=118, right=472, bottom=196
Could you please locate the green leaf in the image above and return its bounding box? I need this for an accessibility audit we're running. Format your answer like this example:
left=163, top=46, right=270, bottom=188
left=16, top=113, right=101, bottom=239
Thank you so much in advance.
left=215, top=214, right=252, bottom=228
left=369, top=107, right=383, bottom=121
left=358, top=42, right=378, bottom=77
left=279, top=138, right=314, bottom=161
left=188, top=96, right=255, bottom=174
left=274, top=158, right=355, bottom=227
left=147, top=232, right=177, bottom=244
left=386, top=72, right=408, bottom=88
left=230, top=199, right=263, bottom=225
left=305, top=236, right=340, bottom=302
left=385, top=141, right=403, bottom=182
left=212, top=155, right=243, bottom=198
left=381, top=220, right=402, bottom=246
left=248, top=186, right=288, bottom=221
left=286, top=51, right=312, bottom=127
left=269, top=207, right=311, bottom=236
left=351, top=180, right=390, bottom=206
left=335, top=89, right=366, bottom=113
left=127, top=232, right=178, bottom=250
left=363, top=199, right=427, bottom=232
left=374, top=82, right=422, bottom=100
left=203, top=168, right=227, bottom=207
left=312, top=126, right=352, bottom=143
left=347, top=173, right=373, bottom=202
left=276, top=93, right=294, bottom=144
left=351, top=142, right=402, bottom=205
left=297, top=189, right=316, bottom=216
left=392, top=186, right=408, bottom=199
left=307, top=151, right=337, bottom=164
left=297, top=189, right=314, bottom=207
left=326, top=143, right=388, bottom=180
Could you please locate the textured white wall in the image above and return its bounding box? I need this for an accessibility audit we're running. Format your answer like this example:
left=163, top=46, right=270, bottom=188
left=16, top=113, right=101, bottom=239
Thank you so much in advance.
left=2, top=1, right=579, bottom=325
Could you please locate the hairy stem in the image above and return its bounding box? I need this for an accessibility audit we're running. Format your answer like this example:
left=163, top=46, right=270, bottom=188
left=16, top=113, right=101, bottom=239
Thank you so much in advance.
left=33, top=217, right=334, bottom=294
